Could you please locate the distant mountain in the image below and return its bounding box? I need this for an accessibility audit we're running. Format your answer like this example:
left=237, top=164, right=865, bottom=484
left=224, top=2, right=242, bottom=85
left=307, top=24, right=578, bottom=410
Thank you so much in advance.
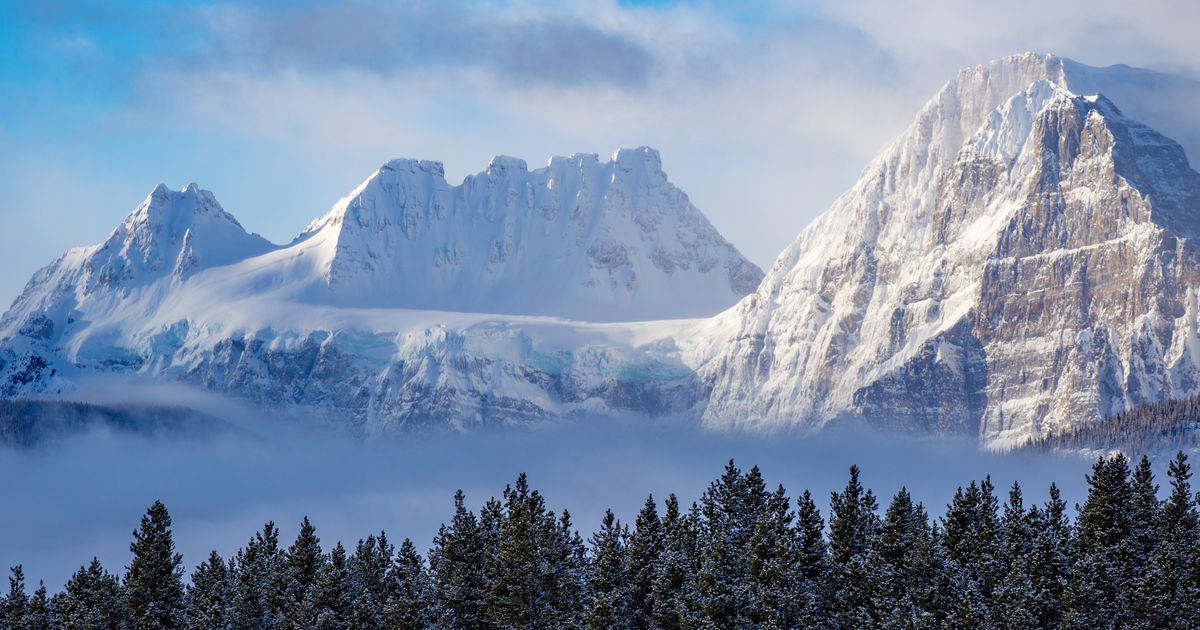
left=5, top=55, right=1200, bottom=449
left=694, top=53, right=1200, bottom=449
left=0, top=149, right=750, bottom=433
left=0, top=400, right=230, bottom=447
left=295, top=148, right=763, bottom=320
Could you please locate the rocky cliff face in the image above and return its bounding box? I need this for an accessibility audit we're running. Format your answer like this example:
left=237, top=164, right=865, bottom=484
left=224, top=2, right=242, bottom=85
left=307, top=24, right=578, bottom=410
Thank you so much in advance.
left=695, top=53, right=1200, bottom=448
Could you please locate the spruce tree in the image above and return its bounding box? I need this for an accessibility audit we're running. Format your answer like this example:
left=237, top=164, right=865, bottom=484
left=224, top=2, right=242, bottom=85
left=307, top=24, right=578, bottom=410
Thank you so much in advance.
left=651, top=495, right=701, bottom=630
left=186, top=550, right=231, bottom=630
left=588, top=509, right=633, bottom=629
left=125, top=500, right=186, bottom=629
left=1137, top=452, right=1200, bottom=629
left=794, top=489, right=829, bottom=627
left=627, top=495, right=664, bottom=629
left=1069, top=454, right=1135, bottom=628
left=2, top=565, right=28, bottom=627
left=384, top=538, right=433, bottom=629
left=283, top=516, right=326, bottom=628
left=486, top=473, right=561, bottom=629
left=313, top=542, right=352, bottom=629
left=827, top=464, right=881, bottom=628
left=547, top=509, right=588, bottom=630
left=875, top=487, right=938, bottom=629
left=429, top=489, right=488, bottom=629
left=23, top=581, right=52, bottom=630
left=1026, top=483, right=1072, bottom=629
left=697, top=460, right=757, bottom=627
left=231, top=521, right=285, bottom=628
left=347, top=532, right=393, bottom=629
left=58, top=558, right=127, bottom=629
left=747, top=484, right=798, bottom=629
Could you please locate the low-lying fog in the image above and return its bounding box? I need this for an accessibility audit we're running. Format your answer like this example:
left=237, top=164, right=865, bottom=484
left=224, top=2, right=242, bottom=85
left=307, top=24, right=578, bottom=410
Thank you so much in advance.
left=1, top=397, right=1104, bottom=590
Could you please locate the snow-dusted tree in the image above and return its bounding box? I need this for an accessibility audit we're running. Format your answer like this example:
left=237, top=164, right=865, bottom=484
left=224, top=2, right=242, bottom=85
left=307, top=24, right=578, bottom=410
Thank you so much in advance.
left=429, top=489, right=488, bottom=629
left=230, top=521, right=285, bottom=628
left=383, top=538, right=433, bottom=629
left=125, top=500, right=185, bottom=629
left=627, top=495, right=664, bottom=629
left=57, top=558, right=127, bottom=629
left=185, top=551, right=231, bottom=630
left=588, top=509, right=632, bottom=629
left=826, top=464, right=882, bottom=628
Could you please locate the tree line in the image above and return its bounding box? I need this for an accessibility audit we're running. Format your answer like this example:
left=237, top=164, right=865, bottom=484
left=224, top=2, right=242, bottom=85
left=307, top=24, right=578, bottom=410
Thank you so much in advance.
left=1027, top=394, right=1200, bottom=454
left=3, top=453, right=1200, bottom=629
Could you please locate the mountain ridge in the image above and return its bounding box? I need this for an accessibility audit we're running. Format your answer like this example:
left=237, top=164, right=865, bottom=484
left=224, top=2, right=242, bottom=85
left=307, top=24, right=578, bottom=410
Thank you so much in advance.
left=5, top=53, right=1200, bottom=449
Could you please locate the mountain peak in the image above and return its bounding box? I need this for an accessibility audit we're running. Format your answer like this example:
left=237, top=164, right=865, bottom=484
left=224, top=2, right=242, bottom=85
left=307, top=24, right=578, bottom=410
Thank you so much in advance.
left=85, top=183, right=271, bottom=289
left=296, top=147, right=762, bottom=320
left=699, top=53, right=1200, bottom=448
left=487, top=155, right=528, bottom=176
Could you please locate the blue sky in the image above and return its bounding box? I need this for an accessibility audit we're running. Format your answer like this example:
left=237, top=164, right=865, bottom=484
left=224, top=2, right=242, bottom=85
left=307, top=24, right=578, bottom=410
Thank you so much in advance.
left=3, top=0, right=1199, bottom=307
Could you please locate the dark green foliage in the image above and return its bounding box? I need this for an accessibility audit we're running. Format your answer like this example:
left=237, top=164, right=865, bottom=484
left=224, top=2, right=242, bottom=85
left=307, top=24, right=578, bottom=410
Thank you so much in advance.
left=57, top=558, right=126, bottom=629
left=19, top=453, right=1200, bottom=629
left=627, top=495, right=663, bottom=629
left=588, top=509, right=632, bottom=629
left=428, top=490, right=487, bottom=629
left=185, top=551, right=231, bottom=629
left=2, top=565, right=28, bottom=627
left=827, top=464, right=881, bottom=628
left=383, top=538, right=433, bottom=629
left=231, top=521, right=285, bottom=628
left=125, top=500, right=185, bottom=629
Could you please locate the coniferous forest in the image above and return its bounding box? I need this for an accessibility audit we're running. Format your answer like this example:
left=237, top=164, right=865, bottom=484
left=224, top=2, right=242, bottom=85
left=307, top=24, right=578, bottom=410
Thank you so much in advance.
left=3, top=454, right=1200, bottom=629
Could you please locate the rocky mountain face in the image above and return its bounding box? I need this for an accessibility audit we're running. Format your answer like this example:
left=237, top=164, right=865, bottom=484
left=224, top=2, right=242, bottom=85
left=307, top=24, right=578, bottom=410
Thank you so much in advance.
left=695, top=53, right=1200, bottom=448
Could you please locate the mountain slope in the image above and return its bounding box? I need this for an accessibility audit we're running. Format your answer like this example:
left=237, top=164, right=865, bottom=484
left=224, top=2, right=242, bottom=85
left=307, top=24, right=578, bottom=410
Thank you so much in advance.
left=0, top=148, right=747, bottom=431
left=695, top=53, right=1200, bottom=449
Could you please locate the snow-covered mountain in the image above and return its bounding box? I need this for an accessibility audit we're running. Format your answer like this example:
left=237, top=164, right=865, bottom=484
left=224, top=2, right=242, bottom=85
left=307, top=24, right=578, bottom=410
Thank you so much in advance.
left=694, top=53, right=1200, bottom=449
left=5, top=54, right=1200, bottom=449
left=281, top=146, right=760, bottom=321
left=0, top=148, right=754, bottom=432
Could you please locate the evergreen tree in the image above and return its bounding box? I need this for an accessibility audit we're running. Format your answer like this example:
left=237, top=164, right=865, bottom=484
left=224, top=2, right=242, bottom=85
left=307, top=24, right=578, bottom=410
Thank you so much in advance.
left=747, top=484, right=798, bottom=629
left=1068, top=454, right=1135, bottom=628
left=2, top=565, right=28, bottom=627
left=283, top=517, right=326, bottom=629
left=1137, top=452, right=1200, bottom=629
left=57, top=558, right=126, bottom=629
left=1025, top=483, right=1072, bottom=629
left=627, top=495, right=663, bottom=629
left=429, top=490, right=488, bottom=629
left=486, top=473, right=562, bottom=629
left=125, top=500, right=185, bottom=629
left=384, top=538, right=433, bottom=629
left=546, top=509, right=588, bottom=630
left=697, top=460, right=758, bottom=628
left=651, top=495, right=701, bottom=630
left=994, top=482, right=1037, bottom=630
left=23, top=581, right=52, bottom=630
left=185, top=550, right=231, bottom=630
left=347, top=532, right=394, bottom=629
left=827, top=464, right=881, bottom=629
left=875, top=487, right=938, bottom=629
left=313, top=542, right=352, bottom=630
left=231, top=521, right=285, bottom=628
left=588, top=509, right=632, bottom=629
left=794, top=489, right=829, bottom=628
